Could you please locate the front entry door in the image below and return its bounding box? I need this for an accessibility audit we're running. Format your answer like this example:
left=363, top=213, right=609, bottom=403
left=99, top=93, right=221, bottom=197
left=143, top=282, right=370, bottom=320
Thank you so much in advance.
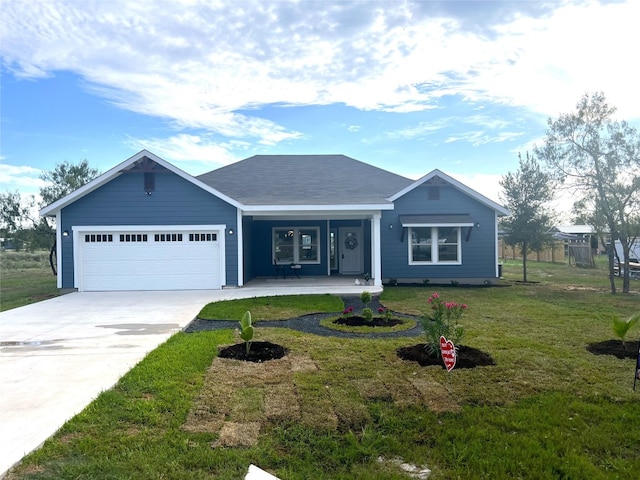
left=339, top=227, right=363, bottom=274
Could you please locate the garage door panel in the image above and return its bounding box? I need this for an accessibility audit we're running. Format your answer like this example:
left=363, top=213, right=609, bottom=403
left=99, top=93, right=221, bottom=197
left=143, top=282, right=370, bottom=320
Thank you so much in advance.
left=79, top=228, right=223, bottom=291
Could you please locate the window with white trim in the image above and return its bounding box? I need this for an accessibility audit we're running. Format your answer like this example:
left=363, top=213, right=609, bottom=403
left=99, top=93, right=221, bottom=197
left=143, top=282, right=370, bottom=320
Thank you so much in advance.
left=273, top=227, right=320, bottom=264
left=409, top=226, right=461, bottom=264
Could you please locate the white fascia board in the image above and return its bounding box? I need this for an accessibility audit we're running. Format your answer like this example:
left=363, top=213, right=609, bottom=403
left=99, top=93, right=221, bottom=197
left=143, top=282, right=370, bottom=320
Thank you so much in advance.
left=387, top=169, right=510, bottom=217
left=242, top=203, right=394, bottom=213
left=40, top=150, right=243, bottom=217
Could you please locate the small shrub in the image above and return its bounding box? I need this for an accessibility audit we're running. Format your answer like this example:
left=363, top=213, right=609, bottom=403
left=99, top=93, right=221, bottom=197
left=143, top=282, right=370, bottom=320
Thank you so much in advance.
left=388, top=278, right=397, bottom=286
left=378, top=307, right=392, bottom=324
left=362, top=308, right=373, bottom=322
left=342, top=306, right=354, bottom=318
left=238, top=311, right=254, bottom=354
left=360, top=291, right=372, bottom=307
left=422, top=278, right=430, bottom=286
left=421, top=292, right=466, bottom=358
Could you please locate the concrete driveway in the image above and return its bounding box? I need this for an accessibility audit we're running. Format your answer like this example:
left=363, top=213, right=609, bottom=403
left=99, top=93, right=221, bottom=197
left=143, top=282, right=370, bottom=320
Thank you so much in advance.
left=0, top=282, right=381, bottom=477
left=0, top=290, right=222, bottom=477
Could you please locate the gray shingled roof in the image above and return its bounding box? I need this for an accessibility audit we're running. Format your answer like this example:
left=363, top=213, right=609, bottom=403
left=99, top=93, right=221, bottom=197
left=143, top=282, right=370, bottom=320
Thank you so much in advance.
left=197, top=154, right=413, bottom=206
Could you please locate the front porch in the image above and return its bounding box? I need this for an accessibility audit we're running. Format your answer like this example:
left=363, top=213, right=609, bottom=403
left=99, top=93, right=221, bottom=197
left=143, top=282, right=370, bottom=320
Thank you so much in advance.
left=239, top=214, right=383, bottom=288
left=241, top=275, right=383, bottom=295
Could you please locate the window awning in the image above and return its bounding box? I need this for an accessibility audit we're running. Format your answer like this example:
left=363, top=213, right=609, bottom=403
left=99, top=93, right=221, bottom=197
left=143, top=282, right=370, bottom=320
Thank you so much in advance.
left=399, top=214, right=475, bottom=227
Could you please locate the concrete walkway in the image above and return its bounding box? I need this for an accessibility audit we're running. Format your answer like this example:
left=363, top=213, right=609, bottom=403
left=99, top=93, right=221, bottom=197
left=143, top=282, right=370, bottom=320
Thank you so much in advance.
left=0, top=282, right=381, bottom=477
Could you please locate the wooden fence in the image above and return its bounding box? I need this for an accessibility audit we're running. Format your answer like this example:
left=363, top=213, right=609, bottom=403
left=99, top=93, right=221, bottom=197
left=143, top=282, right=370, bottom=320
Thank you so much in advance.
left=498, top=240, right=566, bottom=263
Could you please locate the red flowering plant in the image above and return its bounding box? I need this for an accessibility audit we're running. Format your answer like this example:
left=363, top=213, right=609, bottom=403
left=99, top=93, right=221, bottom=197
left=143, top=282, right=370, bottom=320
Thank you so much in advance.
left=378, top=307, right=393, bottom=324
left=342, top=306, right=354, bottom=319
left=421, top=292, right=467, bottom=358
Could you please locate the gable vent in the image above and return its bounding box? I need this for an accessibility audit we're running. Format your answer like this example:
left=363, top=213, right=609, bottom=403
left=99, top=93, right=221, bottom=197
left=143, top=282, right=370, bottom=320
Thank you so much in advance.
left=144, top=172, right=155, bottom=194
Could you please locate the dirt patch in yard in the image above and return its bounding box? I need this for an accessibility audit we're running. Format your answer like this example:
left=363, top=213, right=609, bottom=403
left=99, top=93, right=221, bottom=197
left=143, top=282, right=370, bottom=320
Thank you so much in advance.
left=218, top=341, right=287, bottom=362
left=586, top=339, right=639, bottom=360
left=397, top=343, right=496, bottom=369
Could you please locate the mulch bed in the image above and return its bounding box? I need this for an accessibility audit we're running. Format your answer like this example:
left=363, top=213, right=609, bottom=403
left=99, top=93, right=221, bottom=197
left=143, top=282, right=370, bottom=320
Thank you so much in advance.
left=397, top=343, right=496, bottom=369
left=333, top=316, right=405, bottom=327
left=586, top=339, right=640, bottom=360
left=218, top=341, right=288, bottom=363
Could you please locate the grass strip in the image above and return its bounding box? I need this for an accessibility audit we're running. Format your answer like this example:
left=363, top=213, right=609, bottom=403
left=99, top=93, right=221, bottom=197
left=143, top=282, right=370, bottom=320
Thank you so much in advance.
left=198, top=293, right=344, bottom=320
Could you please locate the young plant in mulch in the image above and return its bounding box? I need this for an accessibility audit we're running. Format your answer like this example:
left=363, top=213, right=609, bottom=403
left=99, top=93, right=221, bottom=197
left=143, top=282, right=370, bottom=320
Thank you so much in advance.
left=397, top=292, right=495, bottom=369
left=217, top=311, right=287, bottom=363
left=332, top=295, right=408, bottom=329
left=360, top=291, right=373, bottom=323
left=612, top=312, right=640, bottom=350
left=587, top=312, right=640, bottom=360
left=239, top=311, right=254, bottom=354
left=360, top=291, right=372, bottom=308
left=378, top=306, right=393, bottom=324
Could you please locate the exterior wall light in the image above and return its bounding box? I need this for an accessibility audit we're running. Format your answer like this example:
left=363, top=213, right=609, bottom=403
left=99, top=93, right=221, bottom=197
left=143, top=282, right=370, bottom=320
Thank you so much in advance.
left=228, top=229, right=234, bottom=235
left=62, top=230, right=70, bottom=237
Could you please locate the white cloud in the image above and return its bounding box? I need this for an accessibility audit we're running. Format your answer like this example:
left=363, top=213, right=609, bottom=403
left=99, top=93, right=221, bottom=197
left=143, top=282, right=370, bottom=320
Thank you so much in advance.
left=386, top=119, right=452, bottom=140
left=445, top=131, right=524, bottom=147
left=447, top=172, right=504, bottom=206
left=125, top=134, right=244, bottom=174
left=1, top=0, right=638, bottom=152
left=0, top=164, right=46, bottom=193
left=447, top=171, right=573, bottom=221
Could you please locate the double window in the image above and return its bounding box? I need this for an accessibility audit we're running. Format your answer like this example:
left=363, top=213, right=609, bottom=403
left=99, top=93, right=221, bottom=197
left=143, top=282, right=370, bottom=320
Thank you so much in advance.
left=273, top=227, right=320, bottom=264
left=409, top=226, right=461, bottom=264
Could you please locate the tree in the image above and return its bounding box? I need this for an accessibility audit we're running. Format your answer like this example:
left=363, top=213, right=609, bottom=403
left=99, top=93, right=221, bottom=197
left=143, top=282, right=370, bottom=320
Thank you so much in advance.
left=39, top=159, right=101, bottom=274
left=535, top=92, right=640, bottom=294
left=500, top=152, right=556, bottom=283
left=0, top=191, right=34, bottom=234
left=40, top=159, right=100, bottom=207
left=0, top=191, right=50, bottom=250
left=1, top=160, right=100, bottom=272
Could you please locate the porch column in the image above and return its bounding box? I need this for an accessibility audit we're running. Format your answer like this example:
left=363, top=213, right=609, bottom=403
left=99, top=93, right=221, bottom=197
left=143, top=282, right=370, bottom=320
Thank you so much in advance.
left=237, top=209, right=244, bottom=287
left=56, top=211, right=63, bottom=288
left=372, top=213, right=382, bottom=286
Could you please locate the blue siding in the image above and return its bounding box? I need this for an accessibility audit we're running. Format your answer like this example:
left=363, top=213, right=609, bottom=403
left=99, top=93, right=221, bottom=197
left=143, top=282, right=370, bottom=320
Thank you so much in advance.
left=59, top=169, right=238, bottom=288
left=382, top=184, right=498, bottom=282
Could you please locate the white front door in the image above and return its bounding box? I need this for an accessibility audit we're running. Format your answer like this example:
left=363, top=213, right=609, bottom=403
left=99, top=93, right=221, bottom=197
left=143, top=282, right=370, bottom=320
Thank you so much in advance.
left=339, top=227, right=363, bottom=274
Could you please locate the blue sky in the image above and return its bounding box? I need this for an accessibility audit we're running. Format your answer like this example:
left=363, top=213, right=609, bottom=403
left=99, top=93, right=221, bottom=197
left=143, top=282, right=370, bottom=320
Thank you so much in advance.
left=2, top=0, right=639, bottom=218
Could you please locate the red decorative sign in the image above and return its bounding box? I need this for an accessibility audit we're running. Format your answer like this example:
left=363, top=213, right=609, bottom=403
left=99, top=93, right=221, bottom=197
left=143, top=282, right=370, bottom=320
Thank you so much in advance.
left=440, top=335, right=457, bottom=372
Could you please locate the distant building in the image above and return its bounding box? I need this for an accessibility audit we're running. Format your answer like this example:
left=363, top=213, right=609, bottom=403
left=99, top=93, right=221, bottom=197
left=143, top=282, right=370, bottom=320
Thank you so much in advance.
left=550, top=225, right=601, bottom=253
left=549, top=225, right=598, bottom=267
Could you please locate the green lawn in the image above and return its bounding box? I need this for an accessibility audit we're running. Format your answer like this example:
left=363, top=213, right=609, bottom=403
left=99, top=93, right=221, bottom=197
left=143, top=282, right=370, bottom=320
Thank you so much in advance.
left=198, top=293, right=344, bottom=320
left=0, top=250, right=58, bottom=311
left=5, top=260, right=640, bottom=479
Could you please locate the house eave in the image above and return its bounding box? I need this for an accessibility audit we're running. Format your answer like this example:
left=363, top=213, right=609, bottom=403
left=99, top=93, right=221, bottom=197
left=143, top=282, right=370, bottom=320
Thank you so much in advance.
left=387, top=169, right=510, bottom=217
left=39, top=150, right=243, bottom=217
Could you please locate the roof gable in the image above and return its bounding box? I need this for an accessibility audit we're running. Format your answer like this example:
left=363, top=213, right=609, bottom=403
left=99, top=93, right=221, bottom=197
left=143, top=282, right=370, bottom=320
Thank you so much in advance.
left=40, top=150, right=242, bottom=216
left=388, top=169, right=510, bottom=216
left=197, top=154, right=413, bottom=206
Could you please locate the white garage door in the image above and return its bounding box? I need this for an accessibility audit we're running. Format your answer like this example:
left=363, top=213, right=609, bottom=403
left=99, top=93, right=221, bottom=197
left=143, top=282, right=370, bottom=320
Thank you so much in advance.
left=77, top=227, right=224, bottom=291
